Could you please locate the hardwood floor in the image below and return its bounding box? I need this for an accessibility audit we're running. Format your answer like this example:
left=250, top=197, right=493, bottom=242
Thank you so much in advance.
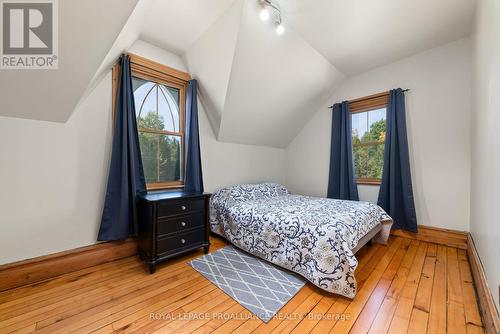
left=0, top=236, right=484, bottom=333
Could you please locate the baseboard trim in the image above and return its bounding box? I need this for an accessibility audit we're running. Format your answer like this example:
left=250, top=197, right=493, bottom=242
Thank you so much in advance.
left=467, top=234, right=500, bottom=334
left=0, top=239, right=137, bottom=292
left=390, top=224, right=468, bottom=249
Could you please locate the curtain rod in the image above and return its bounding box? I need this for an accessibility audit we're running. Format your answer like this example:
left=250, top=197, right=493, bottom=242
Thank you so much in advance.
left=328, top=89, right=410, bottom=109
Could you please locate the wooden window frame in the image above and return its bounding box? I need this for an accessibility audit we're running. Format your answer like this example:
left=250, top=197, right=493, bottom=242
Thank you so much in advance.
left=112, top=53, right=191, bottom=191
left=350, top=91, right=389, bottom=186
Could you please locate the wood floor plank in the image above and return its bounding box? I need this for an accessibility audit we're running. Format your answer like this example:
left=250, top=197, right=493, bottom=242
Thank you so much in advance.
left=349, top=240, right=417, bottom=333
left=413, top=246, right=437, bottom=313
left=32, top=275, right=209, bottom=333
left=1, top=262, right=148, bottom=321
left=447, top=247, right=464, bottom=304
left=211, top=305, right=255, bottom=334
left=0, top=235, right=483, bottom=334
left=267, top=287, right=323, bottom=333
left=37, top=244, right=227, bottom=333
left=235, top=286, right=315, bottom=334
left=100, top=285, right=222, bottom=333
left=188, top=303, right=244, bottom=334
left=387, top=242, right=428, bottom=334
left=447, top=247, right=466, bottom=334
left=349, top=279, right=392, bottom=333
left=448, top=300, right=467, bottom=334
left=407, top=308, right=429, bottom=334
left=69, top=277, right=213, bottom=334
left=309, top=296, right=351, bottom=334
left=458, top=254, right=483, bottom=327
left=426, top=243, right=437, bottom=257
left=387, top=297, right=416, bottom=334
left=457, top=249, right=468, bottom=261
left=1, top=241, right=225, bottom=311
left=0, top=265, right=194, bottom=332
left=466, top=323, right=485, bottom=334
left=149, top=297, right=237, bottom=334
left=289, top=293, right=338, bottom=334
left=34, top=268, right=181, bottom=329
left=367, top=240, right=420, bottom=334
left=428, top=245, right=448, bottom=334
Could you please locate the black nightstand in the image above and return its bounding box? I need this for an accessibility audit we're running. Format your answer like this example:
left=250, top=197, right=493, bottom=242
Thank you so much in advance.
left=137, top=191, right=211, bottom=273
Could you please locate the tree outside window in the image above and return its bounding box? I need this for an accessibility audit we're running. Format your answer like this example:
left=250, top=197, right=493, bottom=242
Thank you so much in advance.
left=351, top=106, right=386, bottom=184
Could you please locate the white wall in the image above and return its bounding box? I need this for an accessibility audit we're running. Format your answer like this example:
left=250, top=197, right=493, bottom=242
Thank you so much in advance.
left=0, top=74, right=114, bottom=265
left=0, top=40, right=285, bottom=265
left=286, top=38, right=472, bottom=231
left=471, top=0, right=500, bottom=309
left=198, top=106, right=286, bottom=192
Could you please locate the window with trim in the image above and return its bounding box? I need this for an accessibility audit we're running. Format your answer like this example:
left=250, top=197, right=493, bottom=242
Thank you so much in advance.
left=350, top=92, right=388, bottom=185
left=112, top=54, right=190, bottom=190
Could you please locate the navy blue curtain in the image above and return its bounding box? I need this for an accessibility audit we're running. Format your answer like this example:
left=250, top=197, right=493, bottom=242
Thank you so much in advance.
left=184, top=79, right=204, bottom=193
left=98, top=55, right=147, bottom=241
left=327, top=101, right=359, bottom=201
left=377, top=89, right=417, bottom=232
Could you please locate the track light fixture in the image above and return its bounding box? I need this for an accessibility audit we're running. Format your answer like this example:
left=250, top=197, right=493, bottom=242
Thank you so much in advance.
left=259, top=7, right=270, bottom=21
left=259, top=0, right=284, bottom=35
left=275, top=23, right=285, bottom=35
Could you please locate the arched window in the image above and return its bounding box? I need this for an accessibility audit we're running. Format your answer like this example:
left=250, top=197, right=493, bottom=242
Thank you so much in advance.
left=133, top=80, right=180, bottom=133
left=113, top=54, right=189, bottom=190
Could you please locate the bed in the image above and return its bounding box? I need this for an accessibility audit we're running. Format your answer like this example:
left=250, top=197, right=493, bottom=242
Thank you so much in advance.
left=210, top=183, right=393, bottom=298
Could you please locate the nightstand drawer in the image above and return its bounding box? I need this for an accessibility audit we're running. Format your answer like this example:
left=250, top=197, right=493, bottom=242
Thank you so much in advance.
left=157, top=198, right=205, bottom=218
left=157, top=228, right=205, bottom=255
left=157, top=213, right=205, bottom=236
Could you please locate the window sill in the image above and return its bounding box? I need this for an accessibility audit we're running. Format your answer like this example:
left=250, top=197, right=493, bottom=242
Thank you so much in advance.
left=146, top=183, right=184, bottom=192
left=356, top=179, right=381, bottom=186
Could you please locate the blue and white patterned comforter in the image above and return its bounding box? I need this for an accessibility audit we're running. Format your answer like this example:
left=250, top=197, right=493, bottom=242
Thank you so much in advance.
left=210, top=183, right=392, bottom=298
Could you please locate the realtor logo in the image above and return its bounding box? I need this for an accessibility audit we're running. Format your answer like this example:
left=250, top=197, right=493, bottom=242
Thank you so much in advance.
left=1, top=0, right=58, bottom=69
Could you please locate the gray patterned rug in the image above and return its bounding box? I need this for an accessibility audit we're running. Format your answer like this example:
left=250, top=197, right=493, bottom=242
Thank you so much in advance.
left=188, top=246, right=306, bottom=322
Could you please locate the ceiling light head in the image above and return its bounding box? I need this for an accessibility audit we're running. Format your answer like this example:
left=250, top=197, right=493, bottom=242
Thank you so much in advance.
left=275, top=23, right=285, bottom=35
left=259, top=8, right=270, bottom=21
left=258, top=0, right=284, bottom=36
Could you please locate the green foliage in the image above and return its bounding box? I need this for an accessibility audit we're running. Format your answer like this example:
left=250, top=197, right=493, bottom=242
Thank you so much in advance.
left=138, top=111, right=181, bottom=184
left=138, top=111, right=164, bottom=130
left=352, top=119, right=386, bottom=179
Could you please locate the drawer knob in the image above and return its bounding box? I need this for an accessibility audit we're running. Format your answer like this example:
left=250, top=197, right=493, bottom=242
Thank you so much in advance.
left=180, top=205, right=186, bottom=211
left=181, top=221, right=186, bottom=227
left=181, top=239, right=186, bottom=244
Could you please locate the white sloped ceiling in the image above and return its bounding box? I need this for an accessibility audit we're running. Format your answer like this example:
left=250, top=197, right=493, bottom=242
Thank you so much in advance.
left=282, top=0, right=476, bottom=75
left=216, top=0, right=344, bottom=147
left=179, top=0, right=475, bottom=147
left=183, top=0, right=344, bottom=148
left=2, top=0, right=477, bottom=149
left=77, top=0, right=154, bottom=110
left=0, top=0, right=140, bottom=122
left=141, top=0, right=237, bottom=55
left=183, top=0, right=245, bottom=137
